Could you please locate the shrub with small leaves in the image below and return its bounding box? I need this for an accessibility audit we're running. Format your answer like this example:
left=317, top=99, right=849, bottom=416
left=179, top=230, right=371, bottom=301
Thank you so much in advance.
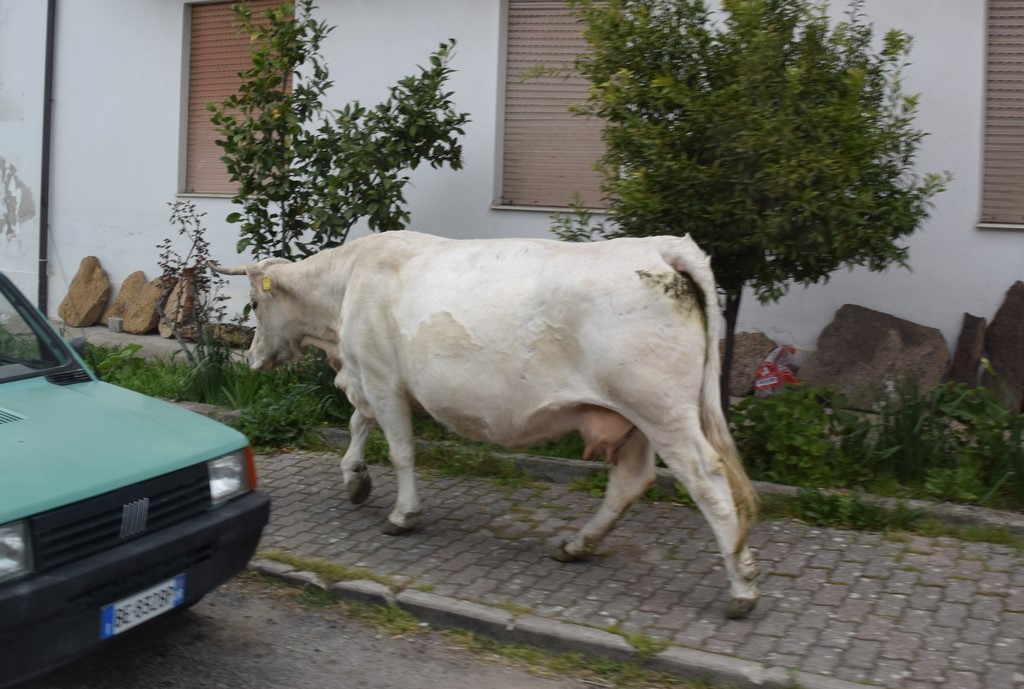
left=731, top=385, right=859, bottom=487
left=209, top=0, right=470, bottom=259
left=231, top=384, right=324, bottom=450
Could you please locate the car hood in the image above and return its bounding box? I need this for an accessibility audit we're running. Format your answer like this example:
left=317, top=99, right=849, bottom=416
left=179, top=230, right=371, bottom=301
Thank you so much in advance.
left=0, top=377, right=249, bottom=522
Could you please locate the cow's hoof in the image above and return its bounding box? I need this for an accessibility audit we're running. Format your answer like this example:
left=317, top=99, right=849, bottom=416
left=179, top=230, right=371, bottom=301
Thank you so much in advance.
left=725, top=595, right=760, bottom=620
left=382, top=520, right=416, bottom=536
left=347, top=469, right=372, bottom=505
left=551, top=542, right=584, bottom=563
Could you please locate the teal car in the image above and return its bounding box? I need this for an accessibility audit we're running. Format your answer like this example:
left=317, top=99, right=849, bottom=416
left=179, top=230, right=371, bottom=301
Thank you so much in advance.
left=0, top=272, right=270, bottom=686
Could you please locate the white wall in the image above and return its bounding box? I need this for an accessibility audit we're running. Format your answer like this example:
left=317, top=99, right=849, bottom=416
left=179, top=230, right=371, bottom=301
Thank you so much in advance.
left=1, top=0, right=1021, bottom=351
left=0, top=0, right=48, bottom=297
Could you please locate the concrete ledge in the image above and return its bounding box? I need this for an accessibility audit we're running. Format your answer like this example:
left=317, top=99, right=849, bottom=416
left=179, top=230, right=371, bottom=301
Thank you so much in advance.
left=329, top=579, right=396, bottom=607
left=249, top=557, right=295, bottom=577
left=249, top=559, right=326, bottom=590
left=649, top=646, right=792, bottom=688
left=506, top=615, right=636, bottom=662
left=650, top=646, right=874, bottom=689
left=252, top=567, right=862, bottom=689
left=396, top=589, right=514, bottom=638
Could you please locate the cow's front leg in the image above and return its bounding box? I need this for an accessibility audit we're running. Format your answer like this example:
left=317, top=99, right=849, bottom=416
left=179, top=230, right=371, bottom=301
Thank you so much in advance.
left=341, top=409, right=374, bottom=504
left=376, top=402, right=420, bottom=535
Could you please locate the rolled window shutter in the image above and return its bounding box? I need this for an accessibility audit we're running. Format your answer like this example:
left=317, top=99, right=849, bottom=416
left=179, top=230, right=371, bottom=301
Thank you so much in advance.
left=981, top=0, right=1024, bottom=226
left=185, top=1, right=281, bottom=195
left=501, top=1, right=605, bottom=208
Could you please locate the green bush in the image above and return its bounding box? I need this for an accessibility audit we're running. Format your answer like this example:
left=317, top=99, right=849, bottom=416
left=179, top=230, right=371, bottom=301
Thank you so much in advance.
left=930, top=382, right=1024, bottom=506
left=732, top=381, right=1024, bottom=511
left=230, top=384, right=325, bottom=450
left=84, top=344, right=187, bottom=399
left=731, top=385, right=864, bottom=487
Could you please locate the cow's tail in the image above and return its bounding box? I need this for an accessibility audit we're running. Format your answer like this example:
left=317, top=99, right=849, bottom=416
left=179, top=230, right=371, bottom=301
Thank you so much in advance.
left=661, top=236, right=759, bottom=539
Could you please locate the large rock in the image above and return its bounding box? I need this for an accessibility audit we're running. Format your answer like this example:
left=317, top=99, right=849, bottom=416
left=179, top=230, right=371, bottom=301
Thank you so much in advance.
left=103, top=271, right=165, bottom=334
left=58, top=256, right=110, bottom=327
left=208, top=323, right=255, bottom=349
left=800, top=304, right=950, bottom=409
left=721, top=331, right=777, bottom=398
left=158, top=278, right=198, bottom=340
left=983, top=281, right=1024, bottom=412
left=947, top=313, right=986, bottom=387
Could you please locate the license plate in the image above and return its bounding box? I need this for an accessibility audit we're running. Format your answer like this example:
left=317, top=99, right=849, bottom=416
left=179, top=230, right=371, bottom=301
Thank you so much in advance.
left=100, top=574, right=186, bottom=639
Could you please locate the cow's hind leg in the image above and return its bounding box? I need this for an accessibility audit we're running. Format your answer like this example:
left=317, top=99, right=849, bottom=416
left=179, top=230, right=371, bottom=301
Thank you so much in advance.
left=341, top=409, right=374, bottom=504
left=652, top=420, right=761, bottom=619
left=555, top=431, right=655, bottom=561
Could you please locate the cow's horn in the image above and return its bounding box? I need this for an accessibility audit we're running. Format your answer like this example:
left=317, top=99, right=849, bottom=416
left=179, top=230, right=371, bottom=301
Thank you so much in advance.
left=209, top=261, right=249, bottom=276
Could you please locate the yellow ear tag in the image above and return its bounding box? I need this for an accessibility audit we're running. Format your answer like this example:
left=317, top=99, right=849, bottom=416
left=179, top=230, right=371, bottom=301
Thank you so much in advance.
left=261, top=276, right=272, bottom=292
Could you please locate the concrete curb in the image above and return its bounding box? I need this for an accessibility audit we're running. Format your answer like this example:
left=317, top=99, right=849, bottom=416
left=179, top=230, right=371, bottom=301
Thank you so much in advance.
left=249, top=559, right=870, bottom=689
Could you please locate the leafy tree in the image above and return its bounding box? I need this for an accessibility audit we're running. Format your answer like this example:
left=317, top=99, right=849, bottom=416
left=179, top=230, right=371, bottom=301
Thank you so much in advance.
left=560, top=0, right=950, bottom=399
left=210, top=0, right=469, bottom=259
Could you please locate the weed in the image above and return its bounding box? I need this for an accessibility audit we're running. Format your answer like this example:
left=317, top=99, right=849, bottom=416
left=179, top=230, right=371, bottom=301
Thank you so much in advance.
left=297, top=586, right=340, bottom=608
left=229, top=383, right=330, bottom=450
left=913, top=521, right=1024, bottom=548
left=258, top=550, right=393, bottom=587
left=731, top=385, right=864, bottom=487
left=616, top=629, right=672, bottom=660
left=85, top=344, right=188, bottom=398
left=442, top=629, right=699, bottom=688
left=783, top=489, right=922, bottom=532
left=496, top=600, right=535, bottom=616
left=731, top=381, right=1024, bottom=512
left=412, top=442, right=537, bottom=487
left=571, top=470, right=608, bottom=497
left=86, top=343, right=143, bottom=378
left=344, top=601, right=423, bottom=637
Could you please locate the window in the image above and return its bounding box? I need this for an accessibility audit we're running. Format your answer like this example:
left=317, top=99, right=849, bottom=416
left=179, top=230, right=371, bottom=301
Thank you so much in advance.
left=183, top=0, right=279, bottom=195
left=499, top=0, right=604, bottom=209
left=980, top=0, right=1024, bottom=228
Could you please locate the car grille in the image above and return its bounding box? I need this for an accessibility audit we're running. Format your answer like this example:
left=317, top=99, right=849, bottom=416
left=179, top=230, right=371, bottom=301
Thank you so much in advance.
left=46, top=369, right=93, bottom=386
left=65, top=544, right=213, bottom=613
left=29, top=464, right=211, bottom=572
left=0, top=407, right=24, bottom=425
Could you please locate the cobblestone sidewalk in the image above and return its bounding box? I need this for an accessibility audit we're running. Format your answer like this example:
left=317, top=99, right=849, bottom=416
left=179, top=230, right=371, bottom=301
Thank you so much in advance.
left=255, top=450, right=1024, bottom=689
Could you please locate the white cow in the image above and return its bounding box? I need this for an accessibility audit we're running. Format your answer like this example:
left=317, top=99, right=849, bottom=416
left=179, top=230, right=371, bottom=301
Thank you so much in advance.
left=214, top=230, right=761, bottom=618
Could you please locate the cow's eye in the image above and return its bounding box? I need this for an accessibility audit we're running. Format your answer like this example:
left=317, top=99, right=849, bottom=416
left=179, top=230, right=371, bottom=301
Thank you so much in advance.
left=250, top=301, right=258, bottom=312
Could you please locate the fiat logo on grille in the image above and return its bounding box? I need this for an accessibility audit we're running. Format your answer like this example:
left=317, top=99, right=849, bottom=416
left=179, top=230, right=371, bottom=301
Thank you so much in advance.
left=120, top=498, right=150, bottom=539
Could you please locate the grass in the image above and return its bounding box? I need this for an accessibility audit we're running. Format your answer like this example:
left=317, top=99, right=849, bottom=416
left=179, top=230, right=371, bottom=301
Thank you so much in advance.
left=913, top=520, right=1024, bottom=548
left=443, top=629, right=714, bottom=689
left=258, top=550, right=395, bottom=587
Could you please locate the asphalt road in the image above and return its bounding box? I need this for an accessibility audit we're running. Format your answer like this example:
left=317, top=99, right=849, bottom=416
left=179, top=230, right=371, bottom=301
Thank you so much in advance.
left=16, top=576, right=582, bottom=689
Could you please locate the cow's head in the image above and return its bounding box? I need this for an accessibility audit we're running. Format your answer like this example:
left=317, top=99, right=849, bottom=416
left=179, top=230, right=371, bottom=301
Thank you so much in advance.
left=211, top=257, right=304, bottom=371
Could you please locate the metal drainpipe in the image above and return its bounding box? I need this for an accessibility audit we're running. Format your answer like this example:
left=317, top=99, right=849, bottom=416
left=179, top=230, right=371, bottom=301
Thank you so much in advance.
left=38, top=0, right=57, bottom=314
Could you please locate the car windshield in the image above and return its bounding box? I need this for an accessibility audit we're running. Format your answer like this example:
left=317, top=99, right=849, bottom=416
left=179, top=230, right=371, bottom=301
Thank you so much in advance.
left=0, top=276, right=71, bottom=382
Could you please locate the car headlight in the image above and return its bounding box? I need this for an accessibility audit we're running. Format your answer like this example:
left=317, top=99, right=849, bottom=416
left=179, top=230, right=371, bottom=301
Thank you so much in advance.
left=0, top=521, right=32, bottom=583
left=207, top=447, right=257, bottom=507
